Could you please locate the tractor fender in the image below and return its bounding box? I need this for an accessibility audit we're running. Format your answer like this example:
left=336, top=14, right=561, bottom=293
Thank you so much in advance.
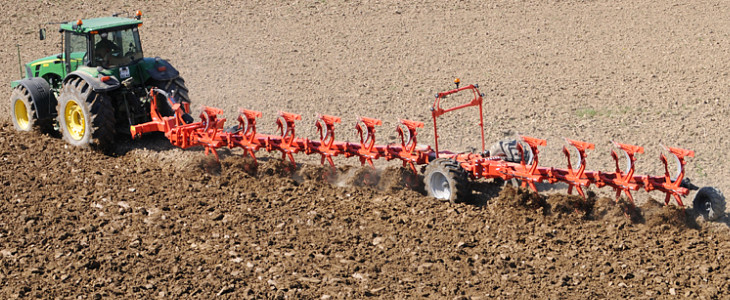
left=63, top=71, right=120, bottom=93
left=17, top=77, right=55, bottom=120
left=145, top=58, right=180, bottom=81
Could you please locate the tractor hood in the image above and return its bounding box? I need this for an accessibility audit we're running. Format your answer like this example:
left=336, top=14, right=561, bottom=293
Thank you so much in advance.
left=14, top=54, right=179, bottom=89
left=26, top=54, right=63, bottom=78
left=28, top=54, right=63, bottom=68
left=76, top=57, right=179, bottom=86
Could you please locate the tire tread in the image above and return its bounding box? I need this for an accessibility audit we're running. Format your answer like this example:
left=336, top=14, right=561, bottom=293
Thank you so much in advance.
left=424, top=158, right=469, bottom=203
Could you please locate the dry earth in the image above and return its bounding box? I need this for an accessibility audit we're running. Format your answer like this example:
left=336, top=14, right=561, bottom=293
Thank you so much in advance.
left=1, top=0, right=730, bottom=298
left=2, top=123, right=730, bottom=299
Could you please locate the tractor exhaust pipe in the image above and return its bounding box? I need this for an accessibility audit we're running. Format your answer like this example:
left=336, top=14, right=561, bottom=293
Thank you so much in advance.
left=16, top=44, right=23, bottom=79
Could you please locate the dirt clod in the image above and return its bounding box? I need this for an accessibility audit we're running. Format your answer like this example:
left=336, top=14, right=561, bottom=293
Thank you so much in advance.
left=497, top=185, right=550, bottom=213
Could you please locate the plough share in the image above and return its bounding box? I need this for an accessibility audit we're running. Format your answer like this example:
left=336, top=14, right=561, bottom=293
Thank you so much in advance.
left=130, top=81, right=696, bottom=207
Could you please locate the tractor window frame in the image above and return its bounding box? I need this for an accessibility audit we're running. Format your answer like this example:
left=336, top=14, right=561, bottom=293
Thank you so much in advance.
left=64, top=31, right=90, bottom=72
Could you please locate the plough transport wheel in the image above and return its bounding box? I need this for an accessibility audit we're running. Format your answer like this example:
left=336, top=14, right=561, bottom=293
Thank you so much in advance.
left=424, top=158, right=469, bottom=204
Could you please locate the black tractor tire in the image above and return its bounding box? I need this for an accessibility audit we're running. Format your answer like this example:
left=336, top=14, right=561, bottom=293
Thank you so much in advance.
left=489, top=138, right=533, bottom=164
left=424, top=158, right=469, bottom=203
left=693, top=186, right=726, bottom=221
left=10, top=85, right=54, bottom=133
left=10, top=85, right=39, bottom=132
left=56, top=78, right=116, bottom=151
left=149, top=77, right=193, bottom=123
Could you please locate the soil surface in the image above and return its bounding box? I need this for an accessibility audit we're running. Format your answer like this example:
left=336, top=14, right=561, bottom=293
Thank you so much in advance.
left=2, top=0, right=730, bottom=298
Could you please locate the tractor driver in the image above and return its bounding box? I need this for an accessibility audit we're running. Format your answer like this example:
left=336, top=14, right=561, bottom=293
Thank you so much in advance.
left=94, top=32, right=120, bottom=66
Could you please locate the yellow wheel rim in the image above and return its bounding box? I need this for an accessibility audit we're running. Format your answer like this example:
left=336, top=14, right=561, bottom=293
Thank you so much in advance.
left=64, top=100, right=85, bottom=140
left=14, top=100, right=30, bottom=130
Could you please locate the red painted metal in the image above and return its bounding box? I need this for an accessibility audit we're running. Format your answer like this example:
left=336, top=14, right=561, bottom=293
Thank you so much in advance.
left=131, top=83, right=695, bottom=207
left=431, top=84, right=485, bottom=156
left=314, top=114, right=342, bottom=168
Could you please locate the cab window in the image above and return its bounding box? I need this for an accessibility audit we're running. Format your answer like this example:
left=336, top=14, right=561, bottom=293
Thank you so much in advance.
left=65, top=32, right=89, bottom=71
left=91, top=27, right=143, bottom=68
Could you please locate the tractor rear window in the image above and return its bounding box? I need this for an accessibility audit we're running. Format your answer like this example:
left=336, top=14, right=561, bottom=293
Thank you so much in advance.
left=92, top=27, right=143, bottom=68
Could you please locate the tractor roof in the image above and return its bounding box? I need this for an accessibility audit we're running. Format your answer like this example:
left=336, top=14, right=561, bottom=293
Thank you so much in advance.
left=60, top=17, right=142, bottom=33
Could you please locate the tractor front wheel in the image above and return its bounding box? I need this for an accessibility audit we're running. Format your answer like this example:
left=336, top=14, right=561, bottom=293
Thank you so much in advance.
left=56, top=78, right=116, bottom=150
left=424, top=158, right=469, bottom=203
left=9, top=86, right=37, bottom=132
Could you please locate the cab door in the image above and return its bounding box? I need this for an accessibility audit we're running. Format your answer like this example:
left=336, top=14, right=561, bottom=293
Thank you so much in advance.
left=64, top=31, right=90, bottom=73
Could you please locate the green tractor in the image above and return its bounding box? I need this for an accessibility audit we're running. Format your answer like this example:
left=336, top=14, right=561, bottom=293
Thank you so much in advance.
left=9, top=11, right=191, bottom=150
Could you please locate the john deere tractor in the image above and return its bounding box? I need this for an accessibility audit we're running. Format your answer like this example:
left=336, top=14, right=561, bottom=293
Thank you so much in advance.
left=9, top=11, right=191, bottom=150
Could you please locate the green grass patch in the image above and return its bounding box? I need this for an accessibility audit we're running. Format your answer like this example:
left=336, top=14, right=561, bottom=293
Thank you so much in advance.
left=694, top=161, right=707, bottom=178
left=574, top=106, right=627, bottom=118
left=575, top=108, right=599, bottom=118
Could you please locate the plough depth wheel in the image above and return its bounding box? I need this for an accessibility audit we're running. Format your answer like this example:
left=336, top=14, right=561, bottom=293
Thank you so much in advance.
left=693, top=187, right=726, bottom=221
left=489, top=138, right=533, bottom=164
left=424, top=158, right=468, bottom=203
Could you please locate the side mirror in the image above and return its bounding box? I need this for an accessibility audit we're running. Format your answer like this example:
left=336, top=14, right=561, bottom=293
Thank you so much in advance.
left=39, top=28, right=46, bottom=40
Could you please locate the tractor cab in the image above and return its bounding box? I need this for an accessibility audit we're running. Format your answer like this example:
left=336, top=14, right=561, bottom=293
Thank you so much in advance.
left=57, top=16, right=145, bottom=81
left=29, top=14, right=147, bottom=90
left=57, top=22, right=144, bottom=70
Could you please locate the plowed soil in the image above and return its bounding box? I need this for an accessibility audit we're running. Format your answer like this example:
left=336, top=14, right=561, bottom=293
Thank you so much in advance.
left=2, top=0, right=730, bottom=298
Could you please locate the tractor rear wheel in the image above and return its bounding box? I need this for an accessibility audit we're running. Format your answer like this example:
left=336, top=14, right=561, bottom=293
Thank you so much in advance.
left=424, top=158, right=469, bottom=203
left=693, top=186, right=726, bottom=221
left=150, top=77, right=193, bottom=123
left=56, top=78, right=116, bottom=150
left=10, top=85, right=38, bottom=132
